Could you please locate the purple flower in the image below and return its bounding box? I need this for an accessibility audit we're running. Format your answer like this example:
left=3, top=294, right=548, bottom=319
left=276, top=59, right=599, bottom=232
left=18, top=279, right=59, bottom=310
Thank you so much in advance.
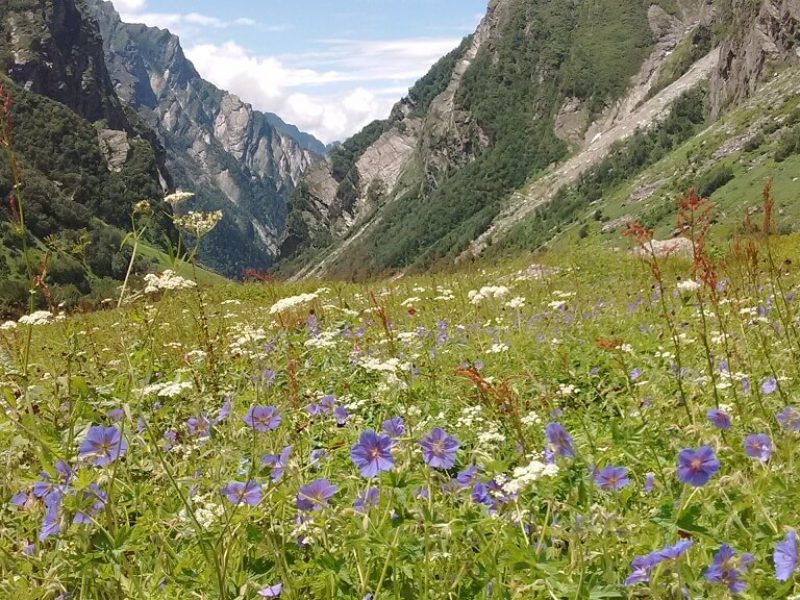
left=382, top=417, right=405, bottom=438
left=186, top=415, right=212, bottom=439
left=676, top=446, right=720, bottom=487
left=334, top=405, right=349, bottom=426
left=777, top=407, right=800, bottom=432
left=221, top=481, right=263, bottom=506
left=73, top=484, right=107, bottom=525
left=704, top=544, right=754, bottom=593
left=545, top=423, right=574, bottom=458
left=350, top=430, right=394, bottom=477
left=107, top=408, right=125, bottom=422
left=78, top=426, right=127, bottom=467
left=163, top=430, right=177, bottom=451
left=630, top=368, right=642, bottom=381
left=775, top=530, right=798, bottom=582
left=244, top=406, right=281, bottom=432
left=296, top=479, right=337, bottom=511
left=11, top=491, right=29, bottom=507
left=262, top=446, right=292, bottom=482
left=455, top=466, right=480, bottom=488
left=216, top=396, right=232, bottom=422
left=744, top=434, right=772, bottom=462
left=761, top=377, right=778, bottom=395
left=643, top=472, right=655, bottom=494
left=419, top=428, right=459, bottom=469
left=39, top=490, right=63, bottom=541
left=624, top=554, right=661, bottom=586
left=354, top=487, right=380, bottom=513
left=319, top=395, right=335, bottom=413
left=656, top=540, right=693, bottom=561
left=258, top=583, right=282, bottom=597
left=593, top=466, right=629, bottom=491
left=310, top=449, right=326, bottom=469
left=741, top=377, right=751, bottom=394
left=707, top=408, right=732, bottom=430
left=306, top=403, right=322, bottom=417
left=32, top=461, right=73, bottom=499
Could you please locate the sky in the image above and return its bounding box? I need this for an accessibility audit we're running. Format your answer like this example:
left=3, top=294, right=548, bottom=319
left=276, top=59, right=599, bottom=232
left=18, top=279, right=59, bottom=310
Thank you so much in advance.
left=109, top=0, right=488, bottom=144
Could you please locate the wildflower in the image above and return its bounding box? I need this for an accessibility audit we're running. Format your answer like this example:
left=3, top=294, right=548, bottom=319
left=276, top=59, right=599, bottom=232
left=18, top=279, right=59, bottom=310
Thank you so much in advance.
left=39, top=490, right=63, bottom=541
left=676, top=446, right=720, bottom=487
left=310, top=449, right=327, bottom=469
left=545, top=423, right=575, bottom=458
left=707, top=408, right=732, bottom=430
left=704, top=544, right=754, bottom=593
left=78, top=426, right=127, bottom=467
left=677, top=280, right=701, bottom=294
left=186, top=415, right=212, bottom=439
left=258, top=583, right=282, bottom=597
left=775, top=530, right=798, bottom=582
left=11, top=491, right=28, bottom=507
left=269, top=293, right=318, bottom=315
left=173, top=210, right=223, bottom=237
left=244, top=406, right=281, bottom=432
left=383, top=417, right=405, bottom=438
left=262, top=446, right=292, bottom=482
left=18, top=311, right=53, bottom=326
left=624, top=541, right=692, bottom=586
left=744, top=434, right=772, bottom=462
left=761, top=377, right=778, bottom=395
left=217, top=397, right=232, bottom=422
left=593, top=466, right=629, bottom=491
left=643, top=472, right=655, bottom=494
left=777, top=407, right=800, bottom=432
left=334, top=406, right=349, bottom=426
left=656, top=540, right=693, bottom=561
left=143, top=270, right=196, bottom=294
left=354, top=487, right=380, bottom=513
left=221, top=481, right=263, bottom=506
left=164, top=191, right=194, bottom=206
left=455, top=466, right=480, bottom=488
left=630, top=368, right=642, bottom=381
left=419, top=428, right=459, bottom=469
left=351, top=430, right=394, bottom=477
left=296, top=479, right=337, bottom=511
left=163, top=430, right=177, bottom=451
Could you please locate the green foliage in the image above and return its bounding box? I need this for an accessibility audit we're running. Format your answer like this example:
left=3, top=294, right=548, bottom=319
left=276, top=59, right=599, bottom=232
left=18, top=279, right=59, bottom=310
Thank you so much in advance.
left=696, top=164, right=735, bottom=198
left=648, top=24, right=715, bottom=98
left=496, top=86, right=709, bottom=253
left=407, top=35, right=473, bottom=117
left=774, top=124, right=800, bottom=162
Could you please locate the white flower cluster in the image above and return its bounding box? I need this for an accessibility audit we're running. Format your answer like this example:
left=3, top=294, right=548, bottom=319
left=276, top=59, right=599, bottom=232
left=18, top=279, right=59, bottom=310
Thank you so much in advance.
left=18, top=311, right=56, bottom=326
left=677, top=280, right=701, bottom=294
left=173, top=210, right=223, bottom=237
left=305, top=330, right=339, bottom=349
left=434, top=287, right=455, bottom=302
left=488, top=343, right=509, bottom=354
left=500, top=457, right=559, bottom=494
left=521, top=410, right=542, bottom=427
left=164, top=191, right=195, bottom=206
left=180, top=493, right=223, bottom=529
left=476, top=422, right=506, bottom=447
left=1, top=320, right=18, bottom=330
left=269, top=292, right=318, bottom=315
left=400, top=297, right=421, bottom=307
left=144, top=270, right=197, bottom=294
left=557, top=383, right=579, bottom=397
left=468, top=286, right=511, bottom=305
left=229, top=326, right=267, bottom=357
left=358, top=356, right=409, bottom=374
left=505, top=297, right=526, bottom=309
left=456, top=405, right=483, bottom=428
left=138, top=380, right=193, bottom=398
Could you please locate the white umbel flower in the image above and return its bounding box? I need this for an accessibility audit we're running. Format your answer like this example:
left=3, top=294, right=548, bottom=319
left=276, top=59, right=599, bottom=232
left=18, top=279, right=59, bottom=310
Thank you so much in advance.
left=269, top=292, right=318, bottom=315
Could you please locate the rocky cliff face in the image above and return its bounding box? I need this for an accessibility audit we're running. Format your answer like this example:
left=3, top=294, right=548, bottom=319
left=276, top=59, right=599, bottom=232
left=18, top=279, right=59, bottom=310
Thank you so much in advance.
left=85, top=0, right=324, bottom=276
left=710, top=0, right=800, bottom=117
left=283, top=0, right=800, bottom=280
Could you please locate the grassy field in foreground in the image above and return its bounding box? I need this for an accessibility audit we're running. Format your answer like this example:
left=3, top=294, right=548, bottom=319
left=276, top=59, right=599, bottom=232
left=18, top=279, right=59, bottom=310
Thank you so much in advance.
left=1, top=203, right=800, bottom=598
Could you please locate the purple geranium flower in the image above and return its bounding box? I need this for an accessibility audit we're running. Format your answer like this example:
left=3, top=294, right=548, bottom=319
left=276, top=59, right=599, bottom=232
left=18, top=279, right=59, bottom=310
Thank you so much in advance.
left=258, top=583, right=282, bottom=597
left=334, top=405, right=349, bottom=426
left=630, top=368, right=642, bottom=381
left=186, top=415, right=212, bottom=439
left=244, top=406, right=281, bottom=432
left=744, top=434, right=772, bottom=462
left=707, top=408, right=732, bottom=430
left=39, top=490, right=63, bottom=541
left=593, top=466, right=629, bottom=491
left=455, top=466, right=480, bottom=488
left=761, top=377, right=778, bottom=395
left=221, top=481, right=263, bottom=506
left=677, top=446, right=719, bottom=487
left=310, top=449, right=327, bottom=469
left=216, top=396, right=232, bottom=422
left=643, top=472, right=655, bottom=494
left=350, top=430, right=394, bottom=477
left=319, top=395, right=335, bottom=413
left=419, top=428, right=459, bottom=469
left=704, top=544, right=754, bottom=593
left=656, top=540, right=693, bottom=561
left=296, top=479, right=337, bottom=511
left=775, top=530, right=798, bottom=582
left=354, top=487, right=380, bottom=513
left=262, top=446, right=292, bottom=482
left=777, top=407, right=800, bottom=432
left=11, top=491, right=29, bottom=507
left=382, top=417, right=405, bottom=438
left=78, top=426, right=127, bottom=467
left=545, top=423, right=575, bottom=458
left=624, top=554, right=662, bottom=586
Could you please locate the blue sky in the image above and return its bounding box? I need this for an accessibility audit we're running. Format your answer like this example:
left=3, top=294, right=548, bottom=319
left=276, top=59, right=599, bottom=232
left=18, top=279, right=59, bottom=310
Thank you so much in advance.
left=110, top=0, right=487, bottom=143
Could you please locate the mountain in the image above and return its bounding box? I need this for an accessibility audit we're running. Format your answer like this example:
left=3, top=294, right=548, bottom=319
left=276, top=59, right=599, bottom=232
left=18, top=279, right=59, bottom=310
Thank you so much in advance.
left=84, top=0, right=325, bottom=277
left=280, top=0, right=800, bottom=280
left=0, top=0, right=176, bottom=315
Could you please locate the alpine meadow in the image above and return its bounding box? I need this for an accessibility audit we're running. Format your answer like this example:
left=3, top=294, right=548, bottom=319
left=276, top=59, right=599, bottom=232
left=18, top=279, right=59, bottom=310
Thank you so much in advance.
left=2, top=0, right=800, bottom=599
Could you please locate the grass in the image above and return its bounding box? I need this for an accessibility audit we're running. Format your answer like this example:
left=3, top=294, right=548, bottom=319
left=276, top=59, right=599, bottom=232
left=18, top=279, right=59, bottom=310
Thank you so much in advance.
left=1, top=197, right=799, bottom=597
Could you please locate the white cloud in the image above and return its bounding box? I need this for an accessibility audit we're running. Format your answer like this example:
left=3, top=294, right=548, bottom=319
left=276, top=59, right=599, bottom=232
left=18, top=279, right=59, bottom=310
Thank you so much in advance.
left=109, top=2, right=465, bottom=143
left=184, top=37, right=460, bottom=143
